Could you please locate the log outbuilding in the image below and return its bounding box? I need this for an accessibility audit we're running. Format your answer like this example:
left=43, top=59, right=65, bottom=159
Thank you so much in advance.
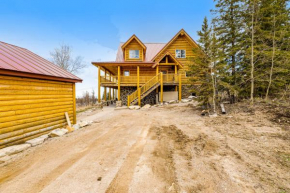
left=0, top=41, right=82, bottom=148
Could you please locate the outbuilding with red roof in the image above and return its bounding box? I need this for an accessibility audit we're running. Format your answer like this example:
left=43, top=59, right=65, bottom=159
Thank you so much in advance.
left=0, top=41, right=82, bottom=148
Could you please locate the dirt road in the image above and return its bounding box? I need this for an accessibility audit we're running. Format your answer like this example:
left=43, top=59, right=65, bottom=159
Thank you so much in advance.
left=0, top=103, right=289, bottom=193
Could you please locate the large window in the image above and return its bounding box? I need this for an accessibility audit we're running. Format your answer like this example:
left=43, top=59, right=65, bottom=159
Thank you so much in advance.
left=175, top=49, right=186, bottom=58
left=129, top=50, right=140, bottom=59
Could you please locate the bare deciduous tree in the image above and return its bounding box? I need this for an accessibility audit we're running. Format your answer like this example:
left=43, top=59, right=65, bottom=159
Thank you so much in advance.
left=50, top=44, right=86, bottom=74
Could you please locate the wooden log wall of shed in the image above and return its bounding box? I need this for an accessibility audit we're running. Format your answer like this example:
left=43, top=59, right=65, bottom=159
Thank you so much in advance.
left=0, top=75, right=75, bottom=148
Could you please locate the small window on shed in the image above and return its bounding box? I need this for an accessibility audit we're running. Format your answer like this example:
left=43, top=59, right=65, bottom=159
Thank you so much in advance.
left=124, top=71, right=130, bottom=76
left=176, top=49, right=186, bottom=58
left=129, top=50, right=140, bottom=59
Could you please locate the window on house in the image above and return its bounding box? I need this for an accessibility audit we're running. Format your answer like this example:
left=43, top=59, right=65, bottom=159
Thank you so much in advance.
left=129, top=50, right=140, bottom=59
left=175, top=49, right=186, bottom=58
left=124, top=71, right=130, bottom=76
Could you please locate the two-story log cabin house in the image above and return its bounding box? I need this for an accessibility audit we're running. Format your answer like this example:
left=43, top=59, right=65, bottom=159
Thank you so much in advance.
left=92, top=29, right=198, bottom=107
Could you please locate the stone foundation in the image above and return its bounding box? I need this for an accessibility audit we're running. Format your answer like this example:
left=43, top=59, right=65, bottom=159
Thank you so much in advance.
left=120, top=86, right=157, bottom=106
left=120, top=87, right=137, bottom=106
left=141, top=90, right=156, bottom=106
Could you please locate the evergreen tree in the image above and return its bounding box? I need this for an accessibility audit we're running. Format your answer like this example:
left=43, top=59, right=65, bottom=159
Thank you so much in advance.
left=189, top=17, right=213, bottom=108
left=241, top=0, right=262, bottom=103
left=262, top=0, right=290, bottom=99
left=198, top=17, right=211, bottom=53
left=243, top=0, right=290, bottom=99
left=212, top=0, right=246, bottom=102
left=189, top=18, right=226, bottom=112
left=190, top=0, right=290, bottom=105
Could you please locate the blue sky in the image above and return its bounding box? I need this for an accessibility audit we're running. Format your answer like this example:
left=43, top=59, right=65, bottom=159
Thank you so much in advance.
left=0, top=0, right=215, bottom=96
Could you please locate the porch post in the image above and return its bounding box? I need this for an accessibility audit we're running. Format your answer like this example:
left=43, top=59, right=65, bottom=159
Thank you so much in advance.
left=98, top=66, right=101, bottom=103
left=156, top=66, right=159, bottom=94
left=179, top=73, right=182, bottom=101
left=104, top=70, right=107, bottom=101
left=118, top=66, right=121, bottom=100
left=175, top=65, right=178, bottom=91
left=113, top=88, right=115, bottom=101
left=104, top=87, right=107, bottom=101
left=109, top=73, right=111, bottom=101
left=137, top=66, right=141, bottom=106
left=160, top=72, right=163, bottom=103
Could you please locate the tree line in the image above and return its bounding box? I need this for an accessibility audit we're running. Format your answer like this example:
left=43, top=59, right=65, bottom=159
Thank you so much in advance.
left=189, top=0, right=290, bottom=111
left=76, top=89, right=114, bottom=106
left=76, top=90, right=97, bottom=106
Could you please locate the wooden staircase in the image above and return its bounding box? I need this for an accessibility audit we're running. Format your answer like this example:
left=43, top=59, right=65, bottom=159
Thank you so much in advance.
left=127, top=73, right=162, bottom=106
left=129, top=83, right=160, bottom=105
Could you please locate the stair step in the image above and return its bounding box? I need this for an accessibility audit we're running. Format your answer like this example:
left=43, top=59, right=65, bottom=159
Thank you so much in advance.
left=130, top=83, right=160, bottom=105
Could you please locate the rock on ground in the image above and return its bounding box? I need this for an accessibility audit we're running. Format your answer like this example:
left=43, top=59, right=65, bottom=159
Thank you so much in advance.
left=49, top=128, right=68, bottom=137
left=129, top=105, right=141, bottom=110
left=26, top=135, right=49, bottom=147
left=188, top=96, right=196, bottom=99
left=0, top=144, right=31, bottom=156
left=79, top=120, right=93, bottom=128
left=142, top=104, right=151, bottom=109
left=181, top=99, right=191, bottom=103
left=73, top=124, right=80, bottom=130
left=209, top=113, right=218, bottom=118
left=79, top=121, right=88, bottom=127
left=168, top=100, right=177, bottom=104
left=115, top=106, right=128, bottom=110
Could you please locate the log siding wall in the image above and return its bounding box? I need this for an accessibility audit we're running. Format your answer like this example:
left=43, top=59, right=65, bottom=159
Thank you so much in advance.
left=0, top=75, right=75, bottom=148
left=155, top=35, right=198, bottom=74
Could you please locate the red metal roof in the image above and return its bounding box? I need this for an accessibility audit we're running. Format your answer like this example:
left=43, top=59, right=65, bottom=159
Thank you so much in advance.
left=0, top=41, right=82, bottom=83
left=116, top=42, right=166, bottom=62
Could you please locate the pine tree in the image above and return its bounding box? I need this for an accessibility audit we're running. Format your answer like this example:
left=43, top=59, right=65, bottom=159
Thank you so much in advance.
left=212, top=0, right=246, bottom=102
left=262, top=0, right=290, bottom=99
left=241, top=0, right=262, bottom=103
left=191, top=0, right=290, bottom=105
left=189, top=18, right=226, bottom=112
left=189, top=17, right=213, bottom=108
left=198, top=17, right=211, bottom=53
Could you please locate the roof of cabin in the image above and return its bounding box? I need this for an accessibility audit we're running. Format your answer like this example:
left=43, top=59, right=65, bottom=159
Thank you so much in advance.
left=121, top=35, right=147, bottom=51
left=0, top=41, right=82, bottom=83
left=116, top=42, right=166, bottom=62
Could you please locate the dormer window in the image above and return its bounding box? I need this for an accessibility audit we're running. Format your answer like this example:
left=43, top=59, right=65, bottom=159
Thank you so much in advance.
left=129, top=50, right=140, bottom=59
left=176, top=49, right=186, bottom=58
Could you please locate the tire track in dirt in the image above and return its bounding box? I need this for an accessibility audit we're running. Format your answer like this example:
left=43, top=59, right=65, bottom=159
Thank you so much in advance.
left=105, top=126, right=149, bottom=193
left=0, top=111, right=124, bottom=193
left=0, top=126, right=102, bottom=185
left=23, top=123, right=124, bottom=193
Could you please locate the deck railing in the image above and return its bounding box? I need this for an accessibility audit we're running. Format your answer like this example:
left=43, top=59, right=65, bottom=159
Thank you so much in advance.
left=100, top=74, right=190, bottom=85
left=163, top=74, right=179, bottom=83
left=100, top=75, right=154, bottom=84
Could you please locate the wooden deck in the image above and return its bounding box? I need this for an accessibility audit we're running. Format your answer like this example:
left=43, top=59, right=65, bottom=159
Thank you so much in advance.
left=100, top=74, right=190, bottom=88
